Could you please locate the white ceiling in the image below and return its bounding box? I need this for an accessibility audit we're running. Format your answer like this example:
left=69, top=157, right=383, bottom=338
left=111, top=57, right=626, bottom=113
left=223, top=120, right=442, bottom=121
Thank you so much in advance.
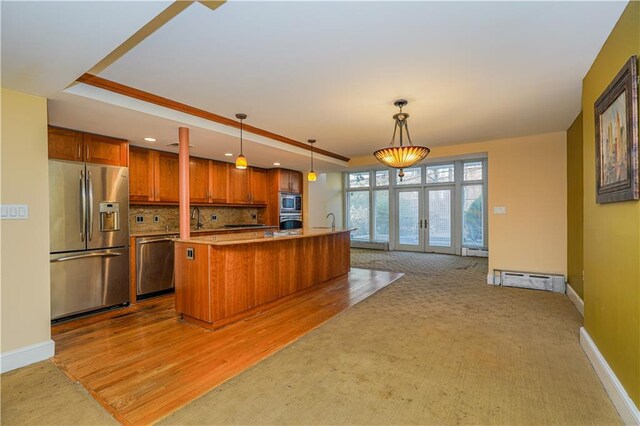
left=1, top=1, right=629, bottom=170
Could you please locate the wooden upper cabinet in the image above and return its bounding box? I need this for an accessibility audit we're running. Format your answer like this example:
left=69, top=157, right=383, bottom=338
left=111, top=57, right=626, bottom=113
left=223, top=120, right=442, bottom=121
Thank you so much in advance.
left=156, top=152, right=179, bottom=203
left=289, top=171, right=303, bottom=194
left=273, top=168, right=303, bottom=194
left=48, top=127, right=84, bottom=162
left=129, top=147, right=156, bottom=202
left=227, top=166, right=250, bottom=204
left=249, top=168, right=268, bottom=205
left=189, top=157, right=210, bottom=203
left=83, top=133, right=128, bottom=166
left=48, top=126, right=128, bottom=167
left=209, top=161, right=228, bottom=204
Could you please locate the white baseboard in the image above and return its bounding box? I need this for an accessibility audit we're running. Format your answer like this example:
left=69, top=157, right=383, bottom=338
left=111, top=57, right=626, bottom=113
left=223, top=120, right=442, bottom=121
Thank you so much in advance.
left=580, top=328, right=640, bottom=425
left=487, top=274, right=495, bottom=285
left=1, top=339, right=55, bottom=373
left=566, top=284, right=584, bottom=316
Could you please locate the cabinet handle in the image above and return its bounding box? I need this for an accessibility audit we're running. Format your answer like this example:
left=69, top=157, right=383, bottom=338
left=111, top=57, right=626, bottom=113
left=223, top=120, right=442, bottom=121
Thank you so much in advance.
left=77, top=144, right=82, bottom=160
left=85, top=144, right=90, bottom=160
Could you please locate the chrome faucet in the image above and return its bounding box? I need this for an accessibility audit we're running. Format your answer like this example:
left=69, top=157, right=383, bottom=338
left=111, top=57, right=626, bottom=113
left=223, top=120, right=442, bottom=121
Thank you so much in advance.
left=326, top=213, right=336, bottom=230
left=191, top=207, right=204, bottom=230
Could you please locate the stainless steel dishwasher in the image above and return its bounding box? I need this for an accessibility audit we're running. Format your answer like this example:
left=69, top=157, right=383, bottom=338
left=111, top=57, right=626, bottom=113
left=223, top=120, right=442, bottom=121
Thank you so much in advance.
left=136, top=235, right=177, bottom=298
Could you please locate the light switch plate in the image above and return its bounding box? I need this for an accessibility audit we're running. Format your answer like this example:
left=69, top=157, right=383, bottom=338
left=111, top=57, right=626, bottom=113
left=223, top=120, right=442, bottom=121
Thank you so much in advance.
left=493, top=206, right=507, bottom=215
left=0, top=204, right=29, bottom=220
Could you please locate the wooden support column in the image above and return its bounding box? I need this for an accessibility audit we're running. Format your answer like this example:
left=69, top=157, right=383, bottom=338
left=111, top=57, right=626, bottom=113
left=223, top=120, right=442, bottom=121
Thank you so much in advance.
left=179, top=127, right=190, bottom=239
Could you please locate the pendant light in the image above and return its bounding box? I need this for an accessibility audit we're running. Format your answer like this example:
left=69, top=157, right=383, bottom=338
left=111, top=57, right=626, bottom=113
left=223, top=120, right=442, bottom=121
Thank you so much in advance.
left=373, top=99, right=430, bottom=181
left=235, top=113, right=248, bottom=169
left=307, top=139, right=317, bottom=182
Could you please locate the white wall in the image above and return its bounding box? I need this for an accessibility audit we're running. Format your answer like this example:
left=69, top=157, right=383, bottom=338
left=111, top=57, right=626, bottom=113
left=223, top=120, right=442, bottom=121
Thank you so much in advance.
left=1, top=88, right=53, bottom=371
left=305, top=172, right=344, bottom=228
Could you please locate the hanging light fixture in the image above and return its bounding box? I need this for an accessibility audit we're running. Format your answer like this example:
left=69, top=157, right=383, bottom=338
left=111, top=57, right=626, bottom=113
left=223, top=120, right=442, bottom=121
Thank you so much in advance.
left=373, top=99, right=430, bottom=181
left=307, top=139, right=317, bottom=182
left=235, top=113, right=248, bottom=169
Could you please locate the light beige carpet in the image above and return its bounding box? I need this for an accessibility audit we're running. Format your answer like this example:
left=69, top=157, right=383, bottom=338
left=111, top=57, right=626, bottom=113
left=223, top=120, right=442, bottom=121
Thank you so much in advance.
left=1, top=250, right=621, bottom=425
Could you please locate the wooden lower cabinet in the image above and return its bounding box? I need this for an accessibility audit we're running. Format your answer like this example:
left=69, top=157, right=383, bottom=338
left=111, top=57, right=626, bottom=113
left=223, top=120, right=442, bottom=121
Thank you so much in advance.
left=175, top=230, right=351, bottom=329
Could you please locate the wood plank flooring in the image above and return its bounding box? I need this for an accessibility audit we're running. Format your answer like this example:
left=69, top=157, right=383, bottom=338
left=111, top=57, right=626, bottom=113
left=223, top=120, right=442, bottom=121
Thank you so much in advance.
left=51, top=268, right=403, bottom=425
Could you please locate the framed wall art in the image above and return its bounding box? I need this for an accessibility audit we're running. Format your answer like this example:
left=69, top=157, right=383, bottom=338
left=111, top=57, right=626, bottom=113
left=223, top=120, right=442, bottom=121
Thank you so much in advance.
left=594, top=55, right=638, bottom=204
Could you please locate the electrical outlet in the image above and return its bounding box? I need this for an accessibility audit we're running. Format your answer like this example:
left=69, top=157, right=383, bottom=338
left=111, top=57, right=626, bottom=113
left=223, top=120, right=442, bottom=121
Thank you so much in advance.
left=251, top=214, right=257, bottom=219
left=153, top=215, right=160, bottom=223
left=135, top=215, right=144, bottom=223
left=211, top=215, right=217, bottom=221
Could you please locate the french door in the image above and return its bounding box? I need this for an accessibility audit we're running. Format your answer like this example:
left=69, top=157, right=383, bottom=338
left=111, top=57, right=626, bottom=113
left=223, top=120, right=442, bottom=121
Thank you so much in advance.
left=395, top=186, right=455, bottom=254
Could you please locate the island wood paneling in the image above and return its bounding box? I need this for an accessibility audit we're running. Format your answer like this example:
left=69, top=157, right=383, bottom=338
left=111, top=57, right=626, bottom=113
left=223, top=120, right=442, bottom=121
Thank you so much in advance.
left=51, top=268, right=403, bottom=425
left=174, top=243, right=211, bottom=322
left=175, top=231, right=351, bottom=329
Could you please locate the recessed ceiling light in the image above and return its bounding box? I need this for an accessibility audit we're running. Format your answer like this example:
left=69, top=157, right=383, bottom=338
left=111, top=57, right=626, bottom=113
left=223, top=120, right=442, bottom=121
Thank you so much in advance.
left=144, top=137, right=156, bottom=142
left=224, top=153, right=233, bottom=157
left=273, top=162, right=281, bottom=166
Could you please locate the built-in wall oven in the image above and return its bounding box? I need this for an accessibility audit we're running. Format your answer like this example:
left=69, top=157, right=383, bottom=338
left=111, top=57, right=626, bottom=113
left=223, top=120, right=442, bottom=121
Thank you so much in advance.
left=280, top=193, right=301, bottom=214
left=280, top=214, right=303, bottom=230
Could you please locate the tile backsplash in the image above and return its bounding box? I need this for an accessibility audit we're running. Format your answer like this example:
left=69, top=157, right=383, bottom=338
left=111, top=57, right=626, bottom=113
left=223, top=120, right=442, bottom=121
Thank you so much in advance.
left=130, top=205, right=264, bottom=233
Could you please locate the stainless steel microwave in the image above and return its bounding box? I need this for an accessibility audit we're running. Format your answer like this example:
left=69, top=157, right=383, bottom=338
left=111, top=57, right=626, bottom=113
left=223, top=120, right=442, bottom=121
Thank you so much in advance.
left=280, top=193, right=301, bottom=213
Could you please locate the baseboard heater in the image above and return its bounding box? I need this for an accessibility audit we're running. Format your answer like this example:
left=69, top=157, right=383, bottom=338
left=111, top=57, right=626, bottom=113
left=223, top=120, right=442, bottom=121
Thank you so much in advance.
left=350, top=241, right=389, bottom=251
left=494, top=270, right=565, bottom=293
left=462, top=247, right=488, bottom=257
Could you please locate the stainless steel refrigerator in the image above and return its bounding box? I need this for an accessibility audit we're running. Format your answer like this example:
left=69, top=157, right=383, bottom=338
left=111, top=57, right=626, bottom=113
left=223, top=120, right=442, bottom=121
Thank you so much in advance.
left=49, top=159, right=130, bottom=320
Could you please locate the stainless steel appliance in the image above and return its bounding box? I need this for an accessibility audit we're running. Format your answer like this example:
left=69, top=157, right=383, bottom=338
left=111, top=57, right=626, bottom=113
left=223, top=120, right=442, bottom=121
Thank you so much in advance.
left=49, top=159, right=130, bottom=320
left=280, top=193, right=302, bottom=214
left=136, top=235, right=176, bottom=297
left=279, top=213, right=303, bottom=230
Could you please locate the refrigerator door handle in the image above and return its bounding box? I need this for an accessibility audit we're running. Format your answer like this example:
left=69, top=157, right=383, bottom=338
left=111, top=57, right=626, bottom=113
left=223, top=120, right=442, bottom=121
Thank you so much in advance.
left=51, top=251, right=123, bottom=263
left=80, top=170, right=86, bottom=242
left=87, top=171, right=94, bottom=241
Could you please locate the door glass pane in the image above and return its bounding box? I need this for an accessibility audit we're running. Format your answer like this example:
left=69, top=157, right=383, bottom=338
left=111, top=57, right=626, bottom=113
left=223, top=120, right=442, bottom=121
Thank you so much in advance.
left=375, top=170, right=389, bottom=186
left=398, top=191, right=419, bottom=245
left=426, top=164, right=454, bottom=183
left=373, top=190, right=389, bottom=242
left=396, top=167, right=421, bottom=185
left=347, top=191, right=369, bottom=240
left=463, top=161, right=483, bottom=181
left=428, top=189, right=451, bottom=247
left=348, top=172, right=369, bottom=188
left=462, top=185, right=484, bottom=247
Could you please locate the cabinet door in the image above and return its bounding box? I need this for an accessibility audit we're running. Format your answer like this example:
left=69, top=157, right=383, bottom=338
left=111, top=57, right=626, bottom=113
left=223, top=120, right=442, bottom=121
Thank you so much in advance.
left=209, top=161, right=228, bottom=203
left=189, top=157, right=210, bottom=203
left=84, top=133, right=128, bottom=166
left=249, top=168, right=268, bottom=205
left=289, top=170, right=303, bottom=194
left=129, top=147, right=156, bottom=202
left=48, top=127, right=83, bottom=162
left=156, top=152, right=179, bottom=202
left=278, top=169, right=291, bottom=192
left=227, top=166, right=250, bottom=204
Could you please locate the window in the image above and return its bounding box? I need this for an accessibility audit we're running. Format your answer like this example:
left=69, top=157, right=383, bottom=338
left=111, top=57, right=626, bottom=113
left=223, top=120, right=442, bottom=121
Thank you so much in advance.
left=375, top=170, right=389, bottom=187
left=396, top=167, right=421, bottom=185
left=462, top=185, right=483, bottom=247
left=426, top=164, right=455, bottom=183
left=463, top=161, right=483, bottom=181
left=348, top=172, right=370, bottom=188
left=346, top=191, right=369, bottom=240
left=373, top=190, right=389, bottom=241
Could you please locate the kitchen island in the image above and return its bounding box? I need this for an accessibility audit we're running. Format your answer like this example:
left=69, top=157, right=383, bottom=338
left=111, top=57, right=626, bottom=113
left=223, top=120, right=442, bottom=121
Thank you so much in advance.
left=174, top=228, right=352, bottom=329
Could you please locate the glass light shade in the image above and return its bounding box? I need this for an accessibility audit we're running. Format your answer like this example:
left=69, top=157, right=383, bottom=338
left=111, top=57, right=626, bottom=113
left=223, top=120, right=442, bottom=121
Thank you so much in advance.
left=373, top=146, right=430, bottom=169
left=308, top=170, right=317, bottom=182
left=235, top=154, right=247, bottom=169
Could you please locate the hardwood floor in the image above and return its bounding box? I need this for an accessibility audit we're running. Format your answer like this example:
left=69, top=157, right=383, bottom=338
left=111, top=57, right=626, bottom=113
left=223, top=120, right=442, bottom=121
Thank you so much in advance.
left=51, top=268, right=403, bottom=425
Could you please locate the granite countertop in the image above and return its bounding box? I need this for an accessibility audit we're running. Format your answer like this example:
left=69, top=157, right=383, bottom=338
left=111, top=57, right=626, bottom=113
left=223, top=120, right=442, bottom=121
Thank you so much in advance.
left=173, top=227, right=354, bottom=246
left=130, top=225, right=277, bottom=238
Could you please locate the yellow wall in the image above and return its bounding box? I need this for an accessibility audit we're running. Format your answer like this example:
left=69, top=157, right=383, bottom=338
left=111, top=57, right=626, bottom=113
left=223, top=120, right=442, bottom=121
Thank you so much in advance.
left=581, top=1, right=640, bottom=406
left=0, top=88, right=51, bottom=353
left=350, top=131, right=567, bottom=277
left=567, top=113, right=584, bottom=298
left=306, top=173, right=344, bottom=228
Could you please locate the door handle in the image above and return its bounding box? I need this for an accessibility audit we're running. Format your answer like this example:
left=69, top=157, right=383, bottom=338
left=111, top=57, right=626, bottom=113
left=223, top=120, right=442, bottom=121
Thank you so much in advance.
left=51, top=251, right=123, bottom=263
left=80, top=170, right=86, bottom=242
left=87, top=171, right=94, bottom=241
